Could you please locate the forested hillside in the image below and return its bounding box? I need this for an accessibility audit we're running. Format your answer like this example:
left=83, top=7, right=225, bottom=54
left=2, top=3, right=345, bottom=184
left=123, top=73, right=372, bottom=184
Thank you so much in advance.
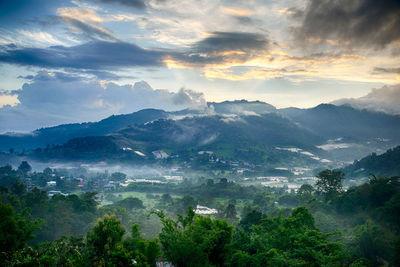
left=1, top=164, right=399, bottom=266
left=343, top=146, right=400, bottom=178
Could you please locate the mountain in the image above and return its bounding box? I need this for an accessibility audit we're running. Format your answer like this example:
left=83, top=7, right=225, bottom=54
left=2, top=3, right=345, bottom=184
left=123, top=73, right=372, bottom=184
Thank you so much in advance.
left=279, top=104, right=400, bottom=162
left=0, top=100, right=278, bottom=152
left=208, top=100, right=276, bottom=115
left=279, top=104, right=400, bottom=141
left=34, top=113, right=326, bottom=165
left=0, top=109, right=168, bottom=151
left=111, top=113, right=323, bottom=149
left=2, top=101, right=400, bottom=167
left=342, top=146, right=400, bottom=178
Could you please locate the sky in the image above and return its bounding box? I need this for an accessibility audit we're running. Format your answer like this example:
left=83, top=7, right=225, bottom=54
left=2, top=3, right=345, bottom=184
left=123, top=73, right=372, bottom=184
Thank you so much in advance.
left=0, top=0, right=400, bottom=132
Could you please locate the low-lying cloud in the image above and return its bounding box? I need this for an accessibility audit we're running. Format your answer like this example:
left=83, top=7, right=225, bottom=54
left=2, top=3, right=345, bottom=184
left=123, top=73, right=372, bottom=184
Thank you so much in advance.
left=0, top=71, right=206, bottom=132
left=332, top=84, right=400, bottom=115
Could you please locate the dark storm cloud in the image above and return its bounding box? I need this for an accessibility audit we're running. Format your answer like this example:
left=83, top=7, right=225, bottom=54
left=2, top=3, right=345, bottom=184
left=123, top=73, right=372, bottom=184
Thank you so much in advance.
left=90, top=0, right=146, bottom=9
left=0, top=41, right=165, bottom=70
left=373, top=67, right=400, bottom=74
left=170, top=31, right=269, bottom=66
left=293, top=0, right=400, bottom=49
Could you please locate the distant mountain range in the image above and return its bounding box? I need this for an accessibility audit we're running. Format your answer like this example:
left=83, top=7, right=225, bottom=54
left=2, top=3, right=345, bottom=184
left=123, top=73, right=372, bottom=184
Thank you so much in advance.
left=0, top=109, right=168, bottom=151
left=1, top=100, right=400, bottom=167
left=280, top=104, right=400, bottom=141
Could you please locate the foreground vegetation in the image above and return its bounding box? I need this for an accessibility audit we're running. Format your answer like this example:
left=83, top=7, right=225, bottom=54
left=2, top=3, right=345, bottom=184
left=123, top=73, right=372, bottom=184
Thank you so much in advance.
left=1, top=164, right=399, bottom=266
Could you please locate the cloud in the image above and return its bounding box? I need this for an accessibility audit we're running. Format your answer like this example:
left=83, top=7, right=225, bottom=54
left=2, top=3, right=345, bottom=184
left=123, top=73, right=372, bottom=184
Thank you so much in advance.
left=165, top=31, right=269, bottom=67
left=0, top=94, right=18, bottom=108
left=220, top=7, right=254, bottom=17
left=57, top=7, right=118, bottom=41
left=373, top=67, right=400, bottom=74
left=0, top=41, right=165, bottom=70
left=194, top=32, right=267, bottom=53
left=332, top=84, right=400, bottom=115
left=292, top=0, right=400, bottom=49
left=90, top=0, right=147, bottom=10
left=0, top=71, right=207, bottom=132
left=0, top=30, right=269, bottom=73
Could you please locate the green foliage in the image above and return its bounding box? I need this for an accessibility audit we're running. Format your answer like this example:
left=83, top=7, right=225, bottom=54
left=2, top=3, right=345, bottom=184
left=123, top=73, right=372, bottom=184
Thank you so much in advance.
left=156, top=208, right=233, bottom=266
left=0, top=202, right=40, bottom=253
left=2, top=162, right=400, bottom=266
left=17, top=161, right=32, bottom=177
left=238, top=209, right=264, bottom=232
left=116, top=197, right=145, bottom=210
left=278, top=194, right=299, bottom=207
left=0, top=164, right=19, bottom=188
left=297, top=184, right=314, bottom=202
left=86, top=214, right=126, bottom=262
left=123, top=224, right=160, bottom=267
left=230, top=207, right=346, bottom=266
left=224, top=203, right=238, bottom=219
left=111, top=172, right=127, bottom=182
left=5, top=216, right=159, bottom=267
left=7, top=236, right=87, bottom=266
left=316, top=169, right=345, bottom=200
left=346, top=222, right=388, bottom=266
left=343, top=146, right=400, bottom=178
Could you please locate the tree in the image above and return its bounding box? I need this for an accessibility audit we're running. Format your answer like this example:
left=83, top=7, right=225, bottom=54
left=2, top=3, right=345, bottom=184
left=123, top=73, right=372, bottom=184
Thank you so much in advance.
left=8, top=236, right=86, bottom=266
left=10, top=181, right=26, bottom=196
left=116, top=197, right=145, bottom=210
left=111, top=172, right=127, bottom=182
left=161, top=193, right=173, bottom=204
left=230, top=207, right=346, bottom=266
left=123, top=224, right=160, bottom=266
left=156, top=208, right=233, bottom=266
left=178, top=195, right=197, bottom=213
left=43, top=167, right=53, bottom=177
left=0, top=202, right=40, bottom=253
left=239, top=209, right=264, bottom=232
left=225, top=203, right=237, bottom=219
left=315, top=169, right=345, bottom=200
left=86, top=214, right=126, bottom=265
left=297, top=184, right=314, bottom=202
left=17, top=161, right=31, bottom=177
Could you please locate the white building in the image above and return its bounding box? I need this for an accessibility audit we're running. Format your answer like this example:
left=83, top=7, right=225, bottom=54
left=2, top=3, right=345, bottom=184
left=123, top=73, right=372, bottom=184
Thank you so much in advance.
left=47, top=181, right=57, bottom=187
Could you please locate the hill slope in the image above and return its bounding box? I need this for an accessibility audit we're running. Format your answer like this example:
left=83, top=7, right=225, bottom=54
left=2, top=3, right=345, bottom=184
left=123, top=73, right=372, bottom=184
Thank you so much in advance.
left=34, top=113, right=326, bottom=165
left=0, top=109, right=167, bottom=151
left=279, top=104, right=400, bottom=141
left=342, top=146, right=400, bottom=178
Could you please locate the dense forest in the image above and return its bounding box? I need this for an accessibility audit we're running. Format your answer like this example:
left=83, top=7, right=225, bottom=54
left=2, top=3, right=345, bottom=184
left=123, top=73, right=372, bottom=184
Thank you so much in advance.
left=1, top=164, right=399, bottom=266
